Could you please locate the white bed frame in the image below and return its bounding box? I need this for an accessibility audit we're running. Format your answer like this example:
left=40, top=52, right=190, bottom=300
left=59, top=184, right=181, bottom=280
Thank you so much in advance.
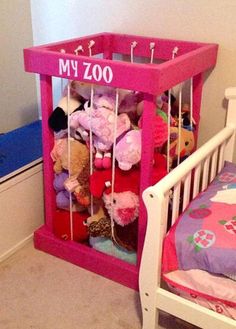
left=139, top=88, right=236, bottom=329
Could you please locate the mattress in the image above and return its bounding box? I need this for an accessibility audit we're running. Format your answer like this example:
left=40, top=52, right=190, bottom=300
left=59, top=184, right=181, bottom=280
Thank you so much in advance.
left=162, top=161, right=236, bottom=320
left=163, top=269, right=236, bottom=320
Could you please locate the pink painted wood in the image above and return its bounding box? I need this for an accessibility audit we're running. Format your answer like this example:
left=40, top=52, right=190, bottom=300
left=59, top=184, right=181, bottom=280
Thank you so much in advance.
left=24, top=32, right=218, bottom=95
left=24, top=32, right=218, bottom=290
left=34, top=226, right=139, bottom=290
left=40, top=75, right=55, bottom=230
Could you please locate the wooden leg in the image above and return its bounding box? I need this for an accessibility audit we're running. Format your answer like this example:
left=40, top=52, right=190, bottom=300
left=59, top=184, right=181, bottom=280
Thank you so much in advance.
left=140, top=290, right=158, bottom=329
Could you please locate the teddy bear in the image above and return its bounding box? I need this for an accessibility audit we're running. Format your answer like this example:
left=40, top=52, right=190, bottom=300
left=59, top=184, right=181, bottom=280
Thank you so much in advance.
left=73, top=161, right=91, bottom=207
left=51, top=137, right=93, bottom=209
left=52, top=138, right=90, bottom=178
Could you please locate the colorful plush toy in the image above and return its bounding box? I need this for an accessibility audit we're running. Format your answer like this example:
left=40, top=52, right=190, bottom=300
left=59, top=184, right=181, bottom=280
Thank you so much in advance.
left=68, top=80, right=116, bottom=101
left=86, top=206, right=111, bottom=238
left=89, top=236, right=137, bottom=264
left=73, top=162, right=91, bottom=207
left=165, top=126, right=195, bottom=167
left=138, top=109, right=168, bottom=149
left=115, top=129, right=141, bottom=171
left=90, top=167, right=140, bottom=224
left=48, top=96, right=84, bottom=133
left=53, top=172, right=86, bottom=211
left=89, top=153, right=167, bottom=249
left=70, top=98, right=131, bottom=169
left=52, top=138, right=89, bottom=178
left=89, top=167, right=139, bottom=251
left=53, top=209, right=89, bottom=242
left=118, top=90, right=143, bottom=124
left=53, top=171, right=70, bottom=209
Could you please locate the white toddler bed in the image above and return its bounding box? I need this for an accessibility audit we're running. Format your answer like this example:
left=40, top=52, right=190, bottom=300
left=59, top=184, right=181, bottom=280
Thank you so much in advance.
left=139, top=88, right=236, bottom=329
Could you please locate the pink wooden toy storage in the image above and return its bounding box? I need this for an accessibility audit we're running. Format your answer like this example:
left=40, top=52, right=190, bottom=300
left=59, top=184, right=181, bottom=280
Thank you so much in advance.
left=24, top=32, right=218, bottom=290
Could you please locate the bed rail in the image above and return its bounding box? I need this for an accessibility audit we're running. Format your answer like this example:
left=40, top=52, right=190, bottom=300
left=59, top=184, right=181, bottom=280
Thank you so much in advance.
left=139, top=88, right=236, bottom=329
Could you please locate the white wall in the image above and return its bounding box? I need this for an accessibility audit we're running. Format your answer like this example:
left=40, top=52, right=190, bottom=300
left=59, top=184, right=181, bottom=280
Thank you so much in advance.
left=30, top=0, right=236, bottom=157
left=0, top=0, right=38, bottom=133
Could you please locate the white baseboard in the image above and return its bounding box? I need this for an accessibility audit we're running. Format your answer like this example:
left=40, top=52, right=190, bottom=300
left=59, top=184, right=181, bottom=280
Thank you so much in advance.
left=0, top=162, right=44, bottom=263
left=0, top=234, right=33, bottom=263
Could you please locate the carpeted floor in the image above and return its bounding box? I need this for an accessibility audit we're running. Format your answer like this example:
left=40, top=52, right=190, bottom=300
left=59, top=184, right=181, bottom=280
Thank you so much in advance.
left=0, top=241, right=197, bottom=329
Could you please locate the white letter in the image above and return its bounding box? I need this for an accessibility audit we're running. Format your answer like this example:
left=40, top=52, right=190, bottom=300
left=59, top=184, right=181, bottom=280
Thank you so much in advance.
left=71, top=60, right=78, bottom=77
left=83, top=62, right=92, bottom=80
left=103, top=66, right=113, bottom=83
left=92, top=64, right=103, bottom=81
left=59, top=58, right=70, bottom=76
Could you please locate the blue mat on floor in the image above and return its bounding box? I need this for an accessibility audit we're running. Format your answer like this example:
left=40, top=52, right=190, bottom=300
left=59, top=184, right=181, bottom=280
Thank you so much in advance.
left=0, top=120, right=42, bottom=179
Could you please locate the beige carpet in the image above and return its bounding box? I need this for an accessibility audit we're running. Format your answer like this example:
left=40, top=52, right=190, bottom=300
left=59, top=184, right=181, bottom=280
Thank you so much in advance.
left=0, top=241, right=197, bottom=329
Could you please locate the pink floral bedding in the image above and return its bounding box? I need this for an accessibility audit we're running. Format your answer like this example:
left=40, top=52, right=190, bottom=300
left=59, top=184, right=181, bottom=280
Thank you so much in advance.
left=163, top=161, right=236, bottom=278
left=164, top=269, right=236, bottom=319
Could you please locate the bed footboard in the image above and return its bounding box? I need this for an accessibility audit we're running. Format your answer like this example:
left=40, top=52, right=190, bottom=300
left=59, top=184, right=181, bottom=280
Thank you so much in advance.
left=139, top=88, right=236, bottom=329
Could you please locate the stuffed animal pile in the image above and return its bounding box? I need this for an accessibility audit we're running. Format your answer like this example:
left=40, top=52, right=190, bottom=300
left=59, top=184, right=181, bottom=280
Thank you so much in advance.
left=48, top=80, right=195, bottom=261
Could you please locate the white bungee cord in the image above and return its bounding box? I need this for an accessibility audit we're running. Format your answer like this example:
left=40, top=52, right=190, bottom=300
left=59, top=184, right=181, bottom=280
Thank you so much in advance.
left=88, top=40, right=95, bottom=57
left=130, top=41, right=137, bottom=63
left=167, top=46, right=179, bottom=172
left=177, top=85, right=182, bottom=166
left=74, top=45, right=84, bottom=55
left=67, top=81, right=74, bottom=240
left=88, top=40, right=95, bottom=217
left=110, top=88, right=120, bottom=245
left=150, top=42, right=155, bottom=64
left=190, top=77, right=194, bottom=130
left=89, top=85, right=94, bottom=218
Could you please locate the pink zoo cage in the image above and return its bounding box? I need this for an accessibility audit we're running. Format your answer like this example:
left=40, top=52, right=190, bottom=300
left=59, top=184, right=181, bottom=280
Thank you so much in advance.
left=24, top=32, right=218, bottom=290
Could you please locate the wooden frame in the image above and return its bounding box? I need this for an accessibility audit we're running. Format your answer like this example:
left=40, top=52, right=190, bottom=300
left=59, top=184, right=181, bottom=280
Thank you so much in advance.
left=24, top=32, right=218, bottom=290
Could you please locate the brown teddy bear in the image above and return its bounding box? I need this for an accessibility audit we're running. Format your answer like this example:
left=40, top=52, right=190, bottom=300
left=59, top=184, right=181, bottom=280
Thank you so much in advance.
left=53, top=138, right=89, bottom=178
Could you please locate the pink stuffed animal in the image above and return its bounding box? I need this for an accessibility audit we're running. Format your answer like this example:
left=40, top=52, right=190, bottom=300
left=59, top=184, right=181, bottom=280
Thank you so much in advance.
left=90, top=167, right=140, bottom=226
left=70, top=98, right=131, bottom=169
left=115, top=129, right=141, bottom=170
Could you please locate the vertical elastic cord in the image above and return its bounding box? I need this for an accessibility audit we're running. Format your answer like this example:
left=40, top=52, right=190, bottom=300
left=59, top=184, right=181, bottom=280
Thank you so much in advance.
left=190, top=77, right=193, bottom=129
left=88, top=40, right=95, bottom=57
left=88, top=40, right=95, bottom=217
left=177, top=86, right=182, bottom=165
left=167, top=47, right=179, bottom=172
left=167, top=90, right=171, bottom=173
left=150, top=42, right=155, bottom=64
left=110, top=89, right=119, bottom=242
left=67, top=82, right=74, bottom=240
left=130, top=41, right=137, bottom=63
left=89, top=85, right=94, bottom=217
